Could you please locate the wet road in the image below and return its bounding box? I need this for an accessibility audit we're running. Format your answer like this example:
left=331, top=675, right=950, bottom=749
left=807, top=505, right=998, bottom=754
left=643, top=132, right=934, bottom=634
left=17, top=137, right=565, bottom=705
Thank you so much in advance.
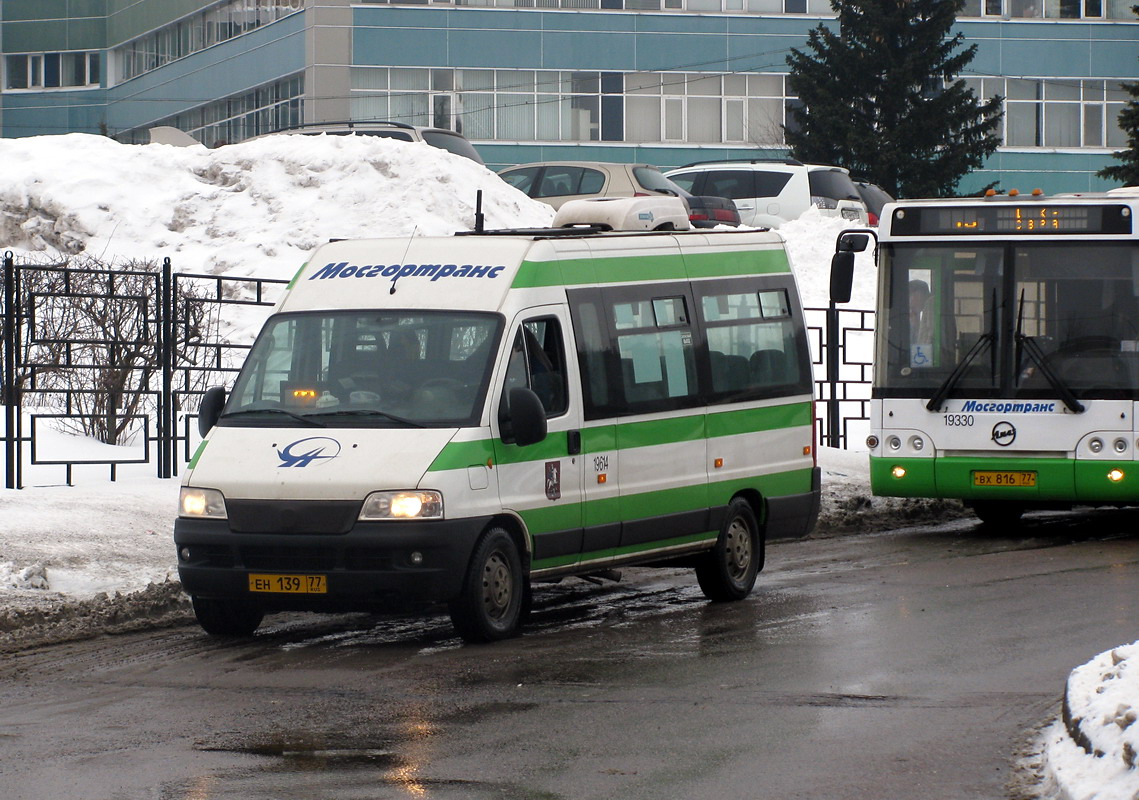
left=3, top=511, right=1139, bottom=800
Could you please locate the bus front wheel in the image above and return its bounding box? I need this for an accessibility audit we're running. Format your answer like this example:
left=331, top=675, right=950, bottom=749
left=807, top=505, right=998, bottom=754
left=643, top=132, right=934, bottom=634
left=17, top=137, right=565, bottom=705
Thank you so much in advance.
left=970, top=500, right=1024, bottom=527
left=696, top=498, right=763, bottom=602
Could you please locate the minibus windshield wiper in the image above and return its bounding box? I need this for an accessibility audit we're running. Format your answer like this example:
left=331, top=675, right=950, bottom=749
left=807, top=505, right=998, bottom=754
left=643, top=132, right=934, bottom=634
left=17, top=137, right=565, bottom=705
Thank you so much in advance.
left=925, top=333, right=993, bottom=412
left=1014, top=290, right=1085, bottom=414
left=220, top=408, right=327, bottom=427
left=307, top=409, right=427, bottom=428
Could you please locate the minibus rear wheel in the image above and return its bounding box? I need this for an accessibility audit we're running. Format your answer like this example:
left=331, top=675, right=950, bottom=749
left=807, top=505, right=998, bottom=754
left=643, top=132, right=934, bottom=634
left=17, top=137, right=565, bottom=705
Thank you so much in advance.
left=696, top=498, right=762, bottom=602
left=191, top=596, right=265, bottom=636
left=449, top=527, right=525, bottom=643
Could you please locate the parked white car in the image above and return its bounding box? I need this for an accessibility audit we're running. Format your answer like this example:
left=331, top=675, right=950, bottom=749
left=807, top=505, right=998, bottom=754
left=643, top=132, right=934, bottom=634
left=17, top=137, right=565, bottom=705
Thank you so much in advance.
left=665, top=159, right=869, bottom=228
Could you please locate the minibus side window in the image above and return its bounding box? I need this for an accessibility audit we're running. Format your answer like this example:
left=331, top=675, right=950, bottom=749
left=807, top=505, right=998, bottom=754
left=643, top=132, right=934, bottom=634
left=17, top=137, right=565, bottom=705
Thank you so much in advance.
left=612, top=294, right=699, bottom=408
left=698, top=284, right=808, bottom=399
left=502, top=318, right=568, bottom=417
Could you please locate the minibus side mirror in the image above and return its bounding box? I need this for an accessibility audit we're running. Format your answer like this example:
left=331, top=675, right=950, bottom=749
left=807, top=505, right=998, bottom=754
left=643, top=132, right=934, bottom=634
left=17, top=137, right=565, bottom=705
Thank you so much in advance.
left=198, top=386, right=227, bottom=438
left=501, top=387, right=547, bottom=447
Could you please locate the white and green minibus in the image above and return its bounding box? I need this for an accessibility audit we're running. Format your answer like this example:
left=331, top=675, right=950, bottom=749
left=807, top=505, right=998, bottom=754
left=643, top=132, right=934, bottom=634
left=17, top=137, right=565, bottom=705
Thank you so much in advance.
left=176, top=197, right=820, bottom=641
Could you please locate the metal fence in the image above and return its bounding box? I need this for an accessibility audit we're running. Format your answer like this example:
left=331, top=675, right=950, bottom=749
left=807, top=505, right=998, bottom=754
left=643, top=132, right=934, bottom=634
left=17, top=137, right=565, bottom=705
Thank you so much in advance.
left=1, top=251, right=875, bottom=488
left=1, top=252, right=289, bottom=488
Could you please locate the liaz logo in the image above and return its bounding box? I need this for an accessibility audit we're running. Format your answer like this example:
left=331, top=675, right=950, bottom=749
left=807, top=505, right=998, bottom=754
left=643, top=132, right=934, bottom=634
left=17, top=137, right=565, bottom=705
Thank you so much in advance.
left=991, top=422, right=1017, bottom=447
left=277, top=437, right=342, bottom=468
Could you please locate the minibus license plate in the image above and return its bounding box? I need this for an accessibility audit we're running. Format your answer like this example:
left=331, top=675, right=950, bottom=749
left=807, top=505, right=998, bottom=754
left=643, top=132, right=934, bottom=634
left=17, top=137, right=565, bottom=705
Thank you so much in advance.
left=972, top=471, right=1036, bottom=487
left=248, top=573, right=327, bottom=594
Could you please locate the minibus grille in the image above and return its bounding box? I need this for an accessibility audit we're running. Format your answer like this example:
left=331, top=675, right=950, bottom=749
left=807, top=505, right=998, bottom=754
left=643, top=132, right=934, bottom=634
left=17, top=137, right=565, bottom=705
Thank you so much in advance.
left=241, top=545, right=338, bottom=571
left=226, top=500, right=361, bottom=534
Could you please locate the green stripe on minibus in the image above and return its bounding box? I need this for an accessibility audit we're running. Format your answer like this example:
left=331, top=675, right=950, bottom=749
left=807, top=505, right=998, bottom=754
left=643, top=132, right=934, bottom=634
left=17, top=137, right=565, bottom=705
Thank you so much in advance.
left=428, top=403, right=810, bottom=472
left=517, top=466, right=814, bottom=536
left=512, top=248, right=790, bottom=289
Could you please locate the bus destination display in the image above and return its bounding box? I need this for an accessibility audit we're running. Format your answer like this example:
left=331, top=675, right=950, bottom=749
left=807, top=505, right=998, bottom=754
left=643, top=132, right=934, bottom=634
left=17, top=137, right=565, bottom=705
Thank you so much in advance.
left=893, top=204, right=1132, bottom=236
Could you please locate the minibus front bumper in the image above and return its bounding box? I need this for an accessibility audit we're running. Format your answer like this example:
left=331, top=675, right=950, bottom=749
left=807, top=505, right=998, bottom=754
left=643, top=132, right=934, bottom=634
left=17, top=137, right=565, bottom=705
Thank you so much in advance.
left=174, top=515, right=493, bottom=609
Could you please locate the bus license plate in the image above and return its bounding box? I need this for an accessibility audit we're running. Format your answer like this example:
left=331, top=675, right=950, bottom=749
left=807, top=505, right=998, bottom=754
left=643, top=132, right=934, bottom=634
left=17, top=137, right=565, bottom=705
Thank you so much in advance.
left=972, top=471, right=1037, bottom=488
left=248, top=573, right=327, bottom=594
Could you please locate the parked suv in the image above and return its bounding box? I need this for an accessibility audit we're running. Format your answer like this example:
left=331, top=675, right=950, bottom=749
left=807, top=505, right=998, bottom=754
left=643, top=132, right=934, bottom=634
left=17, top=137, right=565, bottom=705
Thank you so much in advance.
left=664, top=159, right=868, bottom=228
left=498, top=161, right=740, bottom=228
left=259, top=121, right=484, bottom=165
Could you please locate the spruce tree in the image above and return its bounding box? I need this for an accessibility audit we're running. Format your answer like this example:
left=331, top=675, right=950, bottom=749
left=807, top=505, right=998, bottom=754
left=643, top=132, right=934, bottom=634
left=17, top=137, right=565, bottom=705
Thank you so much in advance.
left=1097, top=5, right=1139, bottom=186
left=785, top=0, right=1003, bottom=198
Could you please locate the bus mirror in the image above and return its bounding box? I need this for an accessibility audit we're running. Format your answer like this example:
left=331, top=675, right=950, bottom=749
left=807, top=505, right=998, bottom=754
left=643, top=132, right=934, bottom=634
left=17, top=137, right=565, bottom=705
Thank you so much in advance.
left=830, top=252, right=855, bottom=304
left=198, top=386, right=226, bottom=437
left=837, top=233, right=870, bottom=253
left=502, top=387, right=547, bottom=447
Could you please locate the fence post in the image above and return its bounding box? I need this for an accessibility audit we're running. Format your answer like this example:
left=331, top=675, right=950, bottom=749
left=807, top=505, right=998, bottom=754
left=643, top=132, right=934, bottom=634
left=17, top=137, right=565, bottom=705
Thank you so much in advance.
left=159, top=257, right=174, bottom=479
left=3, top=251, right=19, bottom=489
left=825, top=300, right=841, bottom=448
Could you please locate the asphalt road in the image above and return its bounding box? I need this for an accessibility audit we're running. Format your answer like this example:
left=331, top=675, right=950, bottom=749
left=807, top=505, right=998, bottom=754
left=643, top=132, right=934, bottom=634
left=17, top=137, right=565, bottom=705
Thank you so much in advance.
left=3, top=510, right=1139, bottom=800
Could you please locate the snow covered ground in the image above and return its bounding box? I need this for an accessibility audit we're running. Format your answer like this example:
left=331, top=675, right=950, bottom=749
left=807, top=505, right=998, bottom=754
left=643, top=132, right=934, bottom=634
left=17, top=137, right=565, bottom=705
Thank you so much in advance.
left=0, top=132, right=1134, bottom=799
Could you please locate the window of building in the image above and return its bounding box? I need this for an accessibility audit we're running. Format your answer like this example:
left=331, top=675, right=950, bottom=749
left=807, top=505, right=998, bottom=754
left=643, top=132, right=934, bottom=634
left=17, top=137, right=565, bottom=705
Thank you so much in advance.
left=115, top=0, right=302, bottom=83
left=966, top=76, right=1127, bottom=149
left=116, top=74, right=304, bottom=147
left=4, top=51, right=101, bottom=90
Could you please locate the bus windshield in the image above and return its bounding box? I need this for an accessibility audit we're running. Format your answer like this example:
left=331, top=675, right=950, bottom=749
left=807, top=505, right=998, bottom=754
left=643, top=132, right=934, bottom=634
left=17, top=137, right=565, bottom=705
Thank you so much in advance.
left=876, top=242, right=1139, bottom=402
left=223, top=310, right=503, bottom=427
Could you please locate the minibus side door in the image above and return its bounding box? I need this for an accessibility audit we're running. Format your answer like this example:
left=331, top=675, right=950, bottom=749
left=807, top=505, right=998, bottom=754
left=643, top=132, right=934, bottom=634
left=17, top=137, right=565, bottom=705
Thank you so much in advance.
left=492, top=308, right=585, bottom=572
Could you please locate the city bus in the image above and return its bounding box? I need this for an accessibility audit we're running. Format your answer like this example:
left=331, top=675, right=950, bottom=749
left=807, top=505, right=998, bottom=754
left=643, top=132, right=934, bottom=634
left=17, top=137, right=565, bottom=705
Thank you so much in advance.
left=831, top=190, right=1139, bottom=524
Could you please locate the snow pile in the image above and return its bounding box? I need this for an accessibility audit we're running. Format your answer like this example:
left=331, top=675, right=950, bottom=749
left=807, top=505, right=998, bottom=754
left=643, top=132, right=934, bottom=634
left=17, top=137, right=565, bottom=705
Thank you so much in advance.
left=0, top=132, right=553, bottom=279
left=1041, top=642, right=1139, bottom=800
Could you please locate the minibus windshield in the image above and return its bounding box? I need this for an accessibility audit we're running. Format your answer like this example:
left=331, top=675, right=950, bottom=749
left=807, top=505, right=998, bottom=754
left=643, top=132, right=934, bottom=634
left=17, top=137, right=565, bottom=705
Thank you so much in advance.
left=222, top=310, right=503, bottom=427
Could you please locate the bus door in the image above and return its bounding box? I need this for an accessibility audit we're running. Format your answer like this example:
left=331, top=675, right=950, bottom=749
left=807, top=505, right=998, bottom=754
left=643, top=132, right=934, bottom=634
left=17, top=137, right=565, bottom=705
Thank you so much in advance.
left=494, top=308, right=585, bottom=572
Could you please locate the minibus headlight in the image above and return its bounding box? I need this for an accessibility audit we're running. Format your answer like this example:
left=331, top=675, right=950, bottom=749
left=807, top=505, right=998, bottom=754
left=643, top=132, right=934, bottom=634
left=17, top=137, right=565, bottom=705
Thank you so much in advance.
left=360, top=491, right=444, bottom=520
left=179, top=487, right=228, bottom=519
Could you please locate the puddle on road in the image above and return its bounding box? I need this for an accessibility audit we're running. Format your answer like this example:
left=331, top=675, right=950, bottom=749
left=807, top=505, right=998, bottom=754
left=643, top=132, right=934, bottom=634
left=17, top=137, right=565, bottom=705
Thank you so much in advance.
left=177, top=735, right=563, bottom=800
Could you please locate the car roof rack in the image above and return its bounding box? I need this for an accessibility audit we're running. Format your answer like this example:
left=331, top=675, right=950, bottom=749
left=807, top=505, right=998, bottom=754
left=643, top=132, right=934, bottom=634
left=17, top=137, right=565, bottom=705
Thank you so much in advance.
left=267, top=119, right=417, bottom=133
left=678, top=157, right=804, bottom=168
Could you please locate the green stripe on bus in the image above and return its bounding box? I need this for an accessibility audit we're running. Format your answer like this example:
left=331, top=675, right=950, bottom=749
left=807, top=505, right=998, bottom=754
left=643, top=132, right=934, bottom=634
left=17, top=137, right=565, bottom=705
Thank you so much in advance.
left=871, top=455, right=1139, bottom=503
left=428, top=403, right=810, bottom=471
left=512, top=248, right=790, bottom=289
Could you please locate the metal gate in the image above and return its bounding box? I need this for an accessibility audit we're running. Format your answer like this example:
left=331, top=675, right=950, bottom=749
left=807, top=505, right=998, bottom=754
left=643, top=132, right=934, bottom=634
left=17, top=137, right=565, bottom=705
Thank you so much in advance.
left=1, top=251, right=288, bottom=488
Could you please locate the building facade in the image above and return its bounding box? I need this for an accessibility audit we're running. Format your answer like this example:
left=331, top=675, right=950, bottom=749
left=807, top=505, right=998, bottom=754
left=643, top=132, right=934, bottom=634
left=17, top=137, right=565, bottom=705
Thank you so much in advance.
left=1, top=0, right=1136, bottom=194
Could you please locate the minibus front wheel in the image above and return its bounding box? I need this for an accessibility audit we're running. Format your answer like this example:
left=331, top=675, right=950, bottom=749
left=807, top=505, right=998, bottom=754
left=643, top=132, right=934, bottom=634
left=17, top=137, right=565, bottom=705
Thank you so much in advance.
left=449, top=527, right=525, bottom=643
left=696, top=498, right=763, bottom=602
left=191, top=596, right=265, bottom=636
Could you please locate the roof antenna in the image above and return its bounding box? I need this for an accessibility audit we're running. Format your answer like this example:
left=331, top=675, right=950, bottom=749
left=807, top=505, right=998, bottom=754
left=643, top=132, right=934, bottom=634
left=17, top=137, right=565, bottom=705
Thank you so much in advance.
left=390, top=227, right=417, bottom=295
left=474, top=190, right=485, bottom=234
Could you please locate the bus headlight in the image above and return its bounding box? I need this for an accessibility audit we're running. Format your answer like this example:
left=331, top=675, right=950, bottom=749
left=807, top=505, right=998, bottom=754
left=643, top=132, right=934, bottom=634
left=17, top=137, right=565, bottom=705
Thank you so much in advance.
left=1108, top=468, right=1125, bottom=483
left=891, top=465, right=907, bottom=479
left=360, top=490, right=443, bottom=520
left=179, top=487, right=228, bottom=519
left=1089, top=437, right=1104, bottom=453
left=887, top=436, right=902, bottom=451
left=1114, top=438, right=1128, bottom=454
left=909, top=436, right=925, bottom=452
